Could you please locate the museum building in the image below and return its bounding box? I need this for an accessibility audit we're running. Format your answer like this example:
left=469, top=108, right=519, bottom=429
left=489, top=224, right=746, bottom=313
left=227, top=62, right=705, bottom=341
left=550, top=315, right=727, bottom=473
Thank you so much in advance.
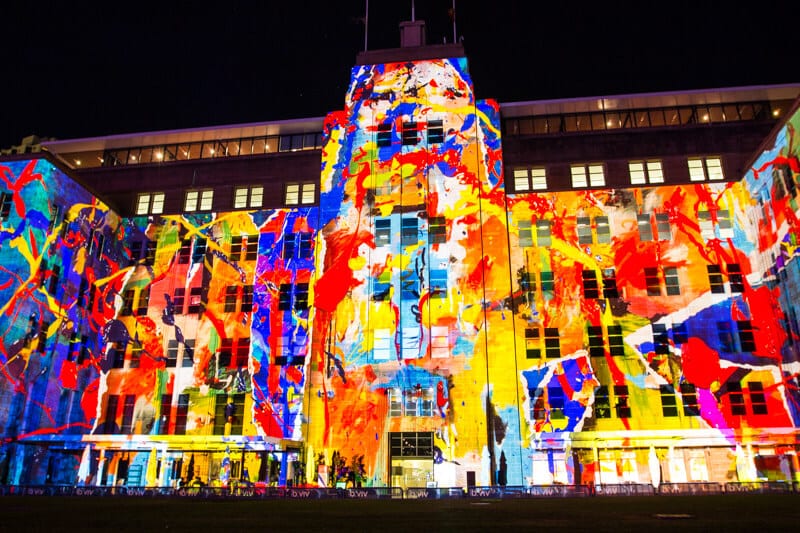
left=1, top=21, right=800, bottom=490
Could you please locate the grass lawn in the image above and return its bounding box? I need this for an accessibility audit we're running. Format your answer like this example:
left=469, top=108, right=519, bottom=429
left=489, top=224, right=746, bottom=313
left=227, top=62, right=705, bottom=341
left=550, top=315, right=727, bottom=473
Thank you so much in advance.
left=0, top=493, right=798, bottom=531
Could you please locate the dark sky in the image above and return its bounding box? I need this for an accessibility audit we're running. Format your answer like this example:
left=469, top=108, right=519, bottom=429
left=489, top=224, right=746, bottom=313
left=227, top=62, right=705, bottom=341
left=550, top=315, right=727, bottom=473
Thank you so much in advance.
left=2, top=1, right=796, bottom=149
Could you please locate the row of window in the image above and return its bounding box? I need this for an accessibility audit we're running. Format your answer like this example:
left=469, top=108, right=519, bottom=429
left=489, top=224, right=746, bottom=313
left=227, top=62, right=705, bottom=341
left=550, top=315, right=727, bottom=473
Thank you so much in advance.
left=513, top=157, right=723, bottom=192
left=102, top=131, right=325, bottom=167
left=503, top=100, right=779, bottom=137
left=103, top=392, right=246, bottom=435
left=519, top=208, right=733, bottom=248
left=529, top=381, right=768, bottom=421
left=135, top=182, right=316, bottom=215
left=376, top=119, right=444, bottom=147
left=525, top=317, right=756, bottom=360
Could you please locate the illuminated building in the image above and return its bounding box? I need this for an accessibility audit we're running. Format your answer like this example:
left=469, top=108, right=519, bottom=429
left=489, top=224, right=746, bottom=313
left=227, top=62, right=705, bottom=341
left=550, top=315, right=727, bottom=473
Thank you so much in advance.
left=1, top=26, right=800, bottom=490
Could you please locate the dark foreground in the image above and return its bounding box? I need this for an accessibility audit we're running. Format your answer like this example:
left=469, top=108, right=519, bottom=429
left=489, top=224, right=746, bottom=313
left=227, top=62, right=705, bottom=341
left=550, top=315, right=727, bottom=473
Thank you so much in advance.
left=1, top=493, right=798, bottom=532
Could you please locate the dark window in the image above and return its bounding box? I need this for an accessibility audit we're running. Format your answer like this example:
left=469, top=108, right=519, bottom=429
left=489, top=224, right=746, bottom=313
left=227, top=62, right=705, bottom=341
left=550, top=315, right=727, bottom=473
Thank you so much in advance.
left=614, top=385, right=631, bottom=418
left=0, top=191, right=13, bottom=220
left=159, top=394, right=171, bottom=435
left=121, top=290, right=135, bottom=316
left=178, top=239, right=191, bottom=264
left=608, top=325, right=625, bottom=356
left=727, top=382, right=746, bottom=415
left=166, top=340, right=179, bottom=368
left=602, top=268, right=619, bottom=298
left=136, top=287, right=149, bottom=316
left=225, top=286, right=238, bottom=313
left=645, top=267, right=661, bottom=296
left=429, top=216, right=446, bottom=244
left=738, top=320, right=756, bottom=352
left=121, top=395, right=136, bottom=434
left=282, top=234, right=296, bottom=259
left=652, top=323, right=670, bottom=356
left=530, top=389, right=546, bottom=420
left=582, top=270, right=599, bottom=299
left=728, top=263, right=744, bottom=293
left=278, top=284, right=292, bottom=311
left=401, top=217, right=418, bottom=245
left=594, top=386, right=611, bottom=418
left=427, top=120, right=444, bottom=144
left=175, top=394, right=189, bottom=435
left=104, top=395, right=119, bottom=433
left=548, top=387, right=566, bottom=419
left=680, top=383, right=699, bottom=416
left=298, top=233, right=313, bottom=259
left=375, top=219, right=391, bottom=247
left=295, top=283, right=309, bottom=310
left=708, top=265, right=725, bottom=293
left=660, top=385, right=678, bottom=417
left=544, top=328, right=561, bottom=359
left=389, top=432, right=433, bottom=458
left=673, top=322, right=689, bottom=344
left=187, top=287, right=203, bottom=314
left=749, top=382, right=768, bottom=414
left=588, top=326, right=604, bottom=357
left=525, top=328, right=540, bottom=359
left=717, top=321, right=735, bottom=352
left=402, top=122, right=418, bottom=145
left=173, top=288, right=185, bottom=314
left=377, top=123, right=392, bottom=147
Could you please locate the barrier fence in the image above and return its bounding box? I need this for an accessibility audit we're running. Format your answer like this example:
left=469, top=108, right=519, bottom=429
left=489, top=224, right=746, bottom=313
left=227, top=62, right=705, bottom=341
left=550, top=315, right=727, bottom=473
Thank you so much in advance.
left=0, top=482, right=797, bottom=499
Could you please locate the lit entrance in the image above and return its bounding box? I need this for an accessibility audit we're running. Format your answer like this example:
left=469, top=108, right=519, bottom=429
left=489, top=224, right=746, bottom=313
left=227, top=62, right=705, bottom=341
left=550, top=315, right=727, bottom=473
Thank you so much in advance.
left=389, top=432, right=433, bottom=489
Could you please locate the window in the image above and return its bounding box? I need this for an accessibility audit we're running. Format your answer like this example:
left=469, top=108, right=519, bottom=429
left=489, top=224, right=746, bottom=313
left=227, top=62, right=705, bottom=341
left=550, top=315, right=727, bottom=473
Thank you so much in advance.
left=688, top=157, right=724, bottom=181
left=727, top=382, right=746, bottom=415
left=548, top=387, right=566, bottom=419
left=519, top=220, right=533, bottom=247
left=231, top=235, right=258, bottom=262
left=577, top=215, right=611, bottom=245
left=174, top=394, right=189, bottom=435
left=707, top=263, right=743, bottom=294
left=673, top=322, right=689, bottom=344
left=172, top=288, right=186, bottom=314
left=748, top=382, right=768, bottom=415
left=535, top=220, right=552, bottom=247
left=717, top=209, right=733, bottom=239
left=121, top=395, right=136, bottom=434
left=525, top=327, right=541, bottom=359
left=429, top=269, right=447, bottom=298
left=680, top=383, right=699, bottom=416
left=390, top=432, right=433, bottom=458
left=374, top=328, right=392, bottom=360
left=660, top=385, right=679, bottom=417
left=377, top=122, right=392, bottom=147
left=602, top=268, right=619, bottom=298
left=737, top=320, right=756, bottom=352
left=653, top=323, right=670, bottom=357
left=544, top=328, right=561, bottom=358
left=638, top=214, right=654, bottom=241
left=608, top=325, right=624, bottom=356
left=664, top=267, right=680, bottom=295
left=136, top=192, right=165, bottom=215
left=588, top=326, right=604, bottom=357
left=645, top=267, right=661, bottom=296
left=104, top=395, right=119, bottom=433
left=278, top=283, right=309, bottom=311
left=233, top=186, right=264, bottom=209
left=178, top=239, right=191, bottom=264
left=717, top=321, right=756, bottom=353
left=571, top=164, right=605, bottom=188
left=614, top=385, right=631, bottom=418
left=402, top=121, right=418, bottom=145
left=401, top=217, right=418, bottom=245
left=388, top=388, right=403, bottom=416
left=130, top=343, right=143, bottom=368
left=629, top=161, right=664, bottom=185
left=513, top=168, right=547, bottom=191
left=184, top=189, right=214, bottom=212
left=225, top=285, right=254, bottom=313
left=372, top=270, right=391, bottom=301
left=285, top=182, right=316, bottom=205
left=708, top=265, right=725, bottom=293
left=645, top=266, right=680, bottom=296
left=594, top=386, right=611, bottom=418
left=431, top=326, right=449, bottom=358
left=159, top=394, right=171, bottom=435
left=0, top=191, right=12, bottom=220
left=588, top=325, right=624, bottom=357
left=428, top=216, right=446, bottom=244
left=728, top=263, right=744, bottom=293
left=121, top=289, right=135, bottom=316
left=427, top=120, right=444, bottom=144
left=655, top=213, right=671, bottom=241
left=187, top=287, right=203, bottom=314
left=698, top=210, right=715, bottom=240
left=582, top=269, right=599, bottom=299
left=219, top=338, right=250, bottom=368
left=375, top=219, right=391, bottom=247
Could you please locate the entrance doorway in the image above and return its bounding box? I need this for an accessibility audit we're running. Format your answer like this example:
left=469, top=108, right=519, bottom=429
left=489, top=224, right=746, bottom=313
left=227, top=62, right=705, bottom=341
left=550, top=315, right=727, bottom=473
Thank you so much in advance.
left=389, top=432, right=433, bottom=489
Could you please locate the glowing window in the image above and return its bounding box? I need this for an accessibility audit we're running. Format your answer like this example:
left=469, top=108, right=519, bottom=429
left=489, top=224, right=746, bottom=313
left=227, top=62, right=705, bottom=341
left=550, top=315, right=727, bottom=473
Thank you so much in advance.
left=518, top=220, right=533, bottom=247
left=535, top=220, right=552, bottom=247
left=431, top=326, right=449, bottom=358
left=514, top=168, right=547, bottom=191
left=285, top=182, right=316, bottom=205
left=374, top=329, right=392, bottom=361
left=570, top=165, right=588, bottom=188
left=136, top=192, right=165, bottom=215
left=184, top=190, right=213, bottom=212
left=629, top=161, right=664, bottom=184
left=688, top=157, right=724, bottom=181
left=234, top=186, right=264, bottom=209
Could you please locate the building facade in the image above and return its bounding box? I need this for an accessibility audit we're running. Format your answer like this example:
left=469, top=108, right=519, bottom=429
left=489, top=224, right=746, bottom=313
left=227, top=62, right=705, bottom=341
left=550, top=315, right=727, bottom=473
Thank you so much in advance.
left=1, top=40, right=800, bottom=490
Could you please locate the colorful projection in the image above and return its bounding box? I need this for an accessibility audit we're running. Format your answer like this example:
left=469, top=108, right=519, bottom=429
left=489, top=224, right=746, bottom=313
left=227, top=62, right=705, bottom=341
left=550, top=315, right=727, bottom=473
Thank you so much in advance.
left=1, top=59, right=799, bottom=490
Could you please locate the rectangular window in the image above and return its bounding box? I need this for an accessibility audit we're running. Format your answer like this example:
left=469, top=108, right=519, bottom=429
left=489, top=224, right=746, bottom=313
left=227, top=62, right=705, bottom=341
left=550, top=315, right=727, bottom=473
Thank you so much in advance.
left=629, top=160, right=664, bottom=185
left=525, top=327, right=541, bottom=359
left=727, top=382, right=746, bottom=415
left=401, top=217, right=418, bottom=245
left=717, top=321, right=735, bottom=352
left=181, top=340, right=195, bottom=368
left=159, top=394, right=171, bottom=435
left=224, top=286, right=238, bottom=312
left=372, top=270, right=391, bottom=301
left=655, top=213, right=671, bottom=241
left=664, top=267, right=681, bottom=295
left=582, top=269, right=599, bottom=299
left=673, top=322, right=689, bottom=344
left=388, top=389, right=403, bottom=416
left=737, top=320, right=756, bottom=352
left=717, top=209, right=733, bottom=239
left=429, top=269, right=447, bottom=298
left=278, top=284, right=292, bottom=311
left=121, top=395, right=136, bottom=434
left=513, top=168, right=547, bottom=191
left=535, top=220, right=552, bottom=247
left=688, top=157, right=724, bottom=181
left=377, top=122, right=392, bottom=147
left=708, top=265, right=725, bottom=293
left=548, top=387, right=566, bottom=419
left=698, top=210, right=715, bottom=241
left=231, top=235, right=258, bottom=261
left=175, top=394, right=189, bottom=435
left=638, top=214, right=654, bottom=241
left=427, top=120, right=444, bottom=144
left=728, top=263, right=744, bottom=293
left=375, top=219, right=391, bottom=247
left=588, top=164, right=605, bottom=187
left=594, top=386, right=611, bottom=418
left=136, top=192, right=165, bottom=215
left=104, top=395, right=119, bottom=433
left=531, top=389, right=546, bottom=420
left=570, top=165, right=588, bottom=188
left=187, top=287, right=203, bottom=314
left=285, top=182, right=316, bottom=205
left=652, top=323, right=669, bottom=356
left=576, top=217, right=592, bottom=244
left=544, top=327, right=561, bottom=359
left=178, top=239, right=191, bottom=264
left=428, top=216, right=446, bottom=244
left=518, top=220, right=533, bottom=247
left=430, top=326, right=449, bottom=358
left=402, top=121, right=418, bottom=145
left=602, top=268, right=619, bottom=298
left=298, top=233, right=313, bottom=259
left=608, top=325, right=624, bottom=356
left=596, top=216, right=611, bottom=243
left=374, top=328, right=392, bottom=361
left=233, top=186, right=264, bottom=209
left=645, top=267, right=661, bottom=296
left=680, top=383, right=699, bottom=416
left=166, top=339, right=179, bottom=368
left=748, top=382, right=768, bottom=415
left=184, top=189, right=213, bottom=212
left=295, top=283, right=309, bottom=310
left=660, top=385, right=679, bottom=417
left=588, top=326, right=604, bottom=357
left=129, top=343, right=142, bottom=368
left=614, top=385, right=632, bottom=418
left=172, top=288, right=186, bottom=314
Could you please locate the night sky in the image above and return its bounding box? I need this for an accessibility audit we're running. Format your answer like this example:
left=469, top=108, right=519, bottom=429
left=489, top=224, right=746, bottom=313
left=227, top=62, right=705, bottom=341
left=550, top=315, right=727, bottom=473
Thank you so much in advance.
left=2, top=0, right=795, bottom=149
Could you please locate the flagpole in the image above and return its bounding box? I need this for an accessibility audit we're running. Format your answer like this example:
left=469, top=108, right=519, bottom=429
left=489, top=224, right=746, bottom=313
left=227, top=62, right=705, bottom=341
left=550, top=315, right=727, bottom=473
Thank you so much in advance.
left=364, top=0, right=369, bottom=52
left=452, top=0, right=457, bottom=44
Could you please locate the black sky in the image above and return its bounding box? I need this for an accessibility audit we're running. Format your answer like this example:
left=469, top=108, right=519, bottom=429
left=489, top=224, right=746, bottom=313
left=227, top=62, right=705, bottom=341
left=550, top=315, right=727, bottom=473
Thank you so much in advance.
left=2, top=1, right=796, bottom=149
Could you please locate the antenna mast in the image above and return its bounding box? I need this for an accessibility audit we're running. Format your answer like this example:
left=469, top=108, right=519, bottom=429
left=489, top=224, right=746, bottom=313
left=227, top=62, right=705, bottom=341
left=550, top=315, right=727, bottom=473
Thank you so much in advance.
left=364, top=0, right=369, bottom=51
